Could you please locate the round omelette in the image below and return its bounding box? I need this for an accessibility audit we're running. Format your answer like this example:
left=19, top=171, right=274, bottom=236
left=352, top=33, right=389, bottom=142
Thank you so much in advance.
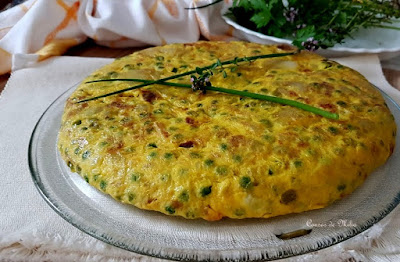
left=58, top=41, right=396, bottom=221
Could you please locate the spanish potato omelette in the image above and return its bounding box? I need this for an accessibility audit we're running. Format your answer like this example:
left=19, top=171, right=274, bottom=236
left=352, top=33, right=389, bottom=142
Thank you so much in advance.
left=58, top=41, right=396, bottom=221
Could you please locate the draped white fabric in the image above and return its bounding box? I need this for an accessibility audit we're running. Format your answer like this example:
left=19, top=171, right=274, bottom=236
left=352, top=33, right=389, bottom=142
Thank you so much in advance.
left=0, top=0, right=235, bottom=74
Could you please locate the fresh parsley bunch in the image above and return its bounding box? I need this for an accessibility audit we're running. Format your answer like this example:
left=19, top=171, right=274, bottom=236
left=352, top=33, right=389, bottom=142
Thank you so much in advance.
left=226, top=0, right=400, bottom=50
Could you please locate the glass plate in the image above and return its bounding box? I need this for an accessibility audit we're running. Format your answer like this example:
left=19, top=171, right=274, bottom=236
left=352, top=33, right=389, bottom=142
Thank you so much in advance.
left=28, top=84, right=400, bottom=261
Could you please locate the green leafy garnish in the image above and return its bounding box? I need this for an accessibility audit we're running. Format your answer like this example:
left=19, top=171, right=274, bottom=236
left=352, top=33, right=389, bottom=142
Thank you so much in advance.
left=79, top=52, right=296, bottom=103
left=82, top=78, right=339, bottom=120
left=226, top=0, right=400, bottom=50
left=79, top=51, right=339, bottom=120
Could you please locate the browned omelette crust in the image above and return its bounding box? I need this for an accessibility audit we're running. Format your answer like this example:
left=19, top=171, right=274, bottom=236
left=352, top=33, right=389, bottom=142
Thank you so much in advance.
left=58, top=41, right=396, bottom=221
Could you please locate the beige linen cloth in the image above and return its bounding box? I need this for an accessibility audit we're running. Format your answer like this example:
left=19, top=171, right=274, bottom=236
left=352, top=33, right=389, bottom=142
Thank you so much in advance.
left=1, top=0, right=400, bottom=261
left=0, top=54, right=400, bottom=262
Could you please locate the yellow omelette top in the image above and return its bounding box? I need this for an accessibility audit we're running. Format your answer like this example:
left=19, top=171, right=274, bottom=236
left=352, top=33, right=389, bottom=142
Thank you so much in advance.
left=58, top=41, right=396, bottom=220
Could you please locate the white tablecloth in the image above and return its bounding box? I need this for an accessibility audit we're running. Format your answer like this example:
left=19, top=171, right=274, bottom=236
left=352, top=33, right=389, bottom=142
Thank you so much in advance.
left=1, top=54, right=400, bottom=261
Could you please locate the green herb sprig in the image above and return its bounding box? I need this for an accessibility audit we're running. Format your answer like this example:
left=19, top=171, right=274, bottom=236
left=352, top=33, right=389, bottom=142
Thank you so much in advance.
left=78, top=51, right=296, bottom=103
left=79, top=51, right=339, bottom=120
left=225, top=0, right=400, bottom=50
left=83, top=78, right=339, bottom=120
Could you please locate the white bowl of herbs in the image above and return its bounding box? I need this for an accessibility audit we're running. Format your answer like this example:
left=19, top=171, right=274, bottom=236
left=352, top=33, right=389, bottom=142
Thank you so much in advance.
left=218, top=0, right=400, bottom=59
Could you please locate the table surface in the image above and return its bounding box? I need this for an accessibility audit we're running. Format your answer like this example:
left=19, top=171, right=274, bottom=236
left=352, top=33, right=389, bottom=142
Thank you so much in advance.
left=0, top=40, right=399, bottom=94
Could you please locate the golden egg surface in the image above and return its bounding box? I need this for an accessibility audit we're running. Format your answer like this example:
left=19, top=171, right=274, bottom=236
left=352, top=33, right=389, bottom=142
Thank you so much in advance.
left=58, top=41, right=396, bottom=221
